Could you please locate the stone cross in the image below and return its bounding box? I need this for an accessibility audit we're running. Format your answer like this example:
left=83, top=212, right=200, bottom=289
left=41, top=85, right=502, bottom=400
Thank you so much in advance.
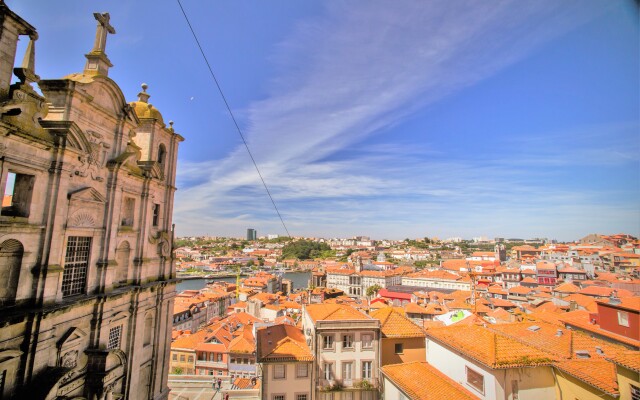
left=91, top=12, right=116, bottom=53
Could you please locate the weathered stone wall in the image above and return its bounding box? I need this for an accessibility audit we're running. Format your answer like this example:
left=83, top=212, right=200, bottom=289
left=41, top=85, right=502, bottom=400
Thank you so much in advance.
left=0, top=5, right=183, bottom=400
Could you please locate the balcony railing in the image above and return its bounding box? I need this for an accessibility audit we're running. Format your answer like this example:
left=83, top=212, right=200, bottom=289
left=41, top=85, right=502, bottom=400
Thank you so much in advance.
left=318, top=378, right=378, bottom=390
left=229, top=363, right=257, bottom=373
left=195, top=360, right=227, bottom=369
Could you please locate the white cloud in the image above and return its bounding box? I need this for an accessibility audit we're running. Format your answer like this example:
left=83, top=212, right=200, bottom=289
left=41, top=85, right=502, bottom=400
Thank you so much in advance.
left=174, top=0, right=636, bottom=240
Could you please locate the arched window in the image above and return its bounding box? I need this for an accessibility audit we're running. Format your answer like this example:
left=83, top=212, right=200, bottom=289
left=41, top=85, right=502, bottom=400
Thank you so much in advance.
left=158, top=144, right=166, bottom=165
left=115, top=241, right=130, bottom=284
left=0, top=239, right=23, bottom=305
left=143, top=314, right=153, bottom=346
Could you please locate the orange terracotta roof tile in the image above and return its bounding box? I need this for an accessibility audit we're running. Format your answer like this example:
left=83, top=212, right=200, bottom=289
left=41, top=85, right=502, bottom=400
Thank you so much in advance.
left=579, top=286, right=634, bottom=298
left=423, top=320, right=446, bottom=330
left=304, top=303, right=371, bottom=322
left=535, top=302, right=560, bottom=313
left=562, top=294, right=598, bottom=311
left=227, top=312, right=262, bottom=326
left=509, top=286, right=533, bottom=295
left=526, top=310, right=565, bottom=326
left=427, top=324, right=554, bottom=369
left=608, top=350, right=640, bottom=373
left=228, top=328, right=256, bottom=354
left=381, top=362, right=477, bottom=400
left=485, top=307, right=512, bottom=322
left=171, top=328, right=210, bottom=351
left=596, top=296, right=640, bottom=312
left=554, top=359, right=618, bottom=396
left=554, top=282, right=581, bottom=294
left=559, top=310, right=640, bottom=348
left=257, top=324, right=313, bottom=362
left=232, top=377, right=260, bottom=389
left=370, top=307, right=426, bottom=338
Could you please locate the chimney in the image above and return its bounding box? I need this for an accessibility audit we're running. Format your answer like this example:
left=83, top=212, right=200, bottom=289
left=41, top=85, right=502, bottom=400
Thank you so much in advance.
left=556, top=329, right=563, bottom=337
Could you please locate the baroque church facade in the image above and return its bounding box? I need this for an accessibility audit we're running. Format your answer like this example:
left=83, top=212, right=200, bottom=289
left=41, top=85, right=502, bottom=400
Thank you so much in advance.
left=0, top=4, right=182, bottom=399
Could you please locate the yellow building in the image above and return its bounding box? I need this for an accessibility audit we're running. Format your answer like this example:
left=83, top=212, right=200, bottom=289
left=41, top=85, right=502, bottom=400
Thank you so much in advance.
left=370, top=307, right=426, bottom=366
left=609, top=351, right=640, bottom=400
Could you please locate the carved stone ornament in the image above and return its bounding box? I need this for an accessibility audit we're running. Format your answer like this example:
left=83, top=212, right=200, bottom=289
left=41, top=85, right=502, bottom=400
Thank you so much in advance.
left=61, top=350, right=78, bottom=369
left=75, top=130, right=110, bottom=182
left=69, top=211, right=96, bottom=228
left=148, top=230, right=171, bottom=258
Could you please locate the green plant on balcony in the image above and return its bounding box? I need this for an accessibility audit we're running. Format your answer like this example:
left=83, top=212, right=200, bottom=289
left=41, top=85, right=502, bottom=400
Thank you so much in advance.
left=355, top=379, right=373, bottom=390
left=320, top=380, right=345, bottom=392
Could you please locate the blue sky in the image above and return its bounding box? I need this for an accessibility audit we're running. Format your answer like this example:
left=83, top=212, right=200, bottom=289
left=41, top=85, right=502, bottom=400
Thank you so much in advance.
left=10, top=1, right=639, bottom=241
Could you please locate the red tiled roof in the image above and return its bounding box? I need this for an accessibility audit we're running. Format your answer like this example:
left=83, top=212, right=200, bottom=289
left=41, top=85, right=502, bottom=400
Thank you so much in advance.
left=427, top=324, right=554, bottom=369
left=381, top=362, right=477, bottom=400
left=257, top=324, right=313, bottom=362
left=371, top=307, right=426, bottom=338
left=305, top=303, right=371, bottom=322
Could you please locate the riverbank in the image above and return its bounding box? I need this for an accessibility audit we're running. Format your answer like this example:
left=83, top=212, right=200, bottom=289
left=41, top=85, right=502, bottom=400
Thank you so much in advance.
left=176, top=271, right=311, bottom=292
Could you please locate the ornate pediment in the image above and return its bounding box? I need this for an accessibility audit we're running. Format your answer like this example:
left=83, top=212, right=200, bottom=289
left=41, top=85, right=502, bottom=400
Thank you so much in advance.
left=68, top=187, right=106, bottom=204
left=57, top=327, right=88, bottom=351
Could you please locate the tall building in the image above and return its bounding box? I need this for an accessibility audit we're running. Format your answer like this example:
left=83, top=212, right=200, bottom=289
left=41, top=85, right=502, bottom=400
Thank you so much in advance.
left=0, top=5, right=182, bottom=399
left=247, top=228, right=257, bottom=241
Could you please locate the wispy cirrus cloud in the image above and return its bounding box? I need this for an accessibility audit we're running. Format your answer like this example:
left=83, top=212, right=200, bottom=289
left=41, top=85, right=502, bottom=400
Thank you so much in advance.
left=174, top=0, right=637, bottom=240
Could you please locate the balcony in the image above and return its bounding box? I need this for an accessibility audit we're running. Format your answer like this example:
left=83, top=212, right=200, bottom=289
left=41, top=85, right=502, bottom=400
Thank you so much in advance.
left=195, top=360, right=227, bottom=369
left=318, top=378, right=378, bottom=390
left=229, top=363, right=257, bottom=373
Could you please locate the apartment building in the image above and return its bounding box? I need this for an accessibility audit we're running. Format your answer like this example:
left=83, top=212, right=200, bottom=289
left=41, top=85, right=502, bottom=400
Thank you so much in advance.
left=302, top=304, right=381, bottom=400
left=257, top=324, right=314, bottom=400
left=326, top=264, right=404, bottom=297
left=401, top=270, right=471, bottom=291
left=369, top=307, right=426, bottom=366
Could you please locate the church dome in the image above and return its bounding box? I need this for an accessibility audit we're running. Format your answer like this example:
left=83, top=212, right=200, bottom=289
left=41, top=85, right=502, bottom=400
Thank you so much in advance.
left=129, top=83, right=165, bottom=126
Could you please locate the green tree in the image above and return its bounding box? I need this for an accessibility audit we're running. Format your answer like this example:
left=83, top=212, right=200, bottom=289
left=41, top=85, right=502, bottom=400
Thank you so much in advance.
left=414, top=260, right=428, bottom=268
left=366, top=284, right=382, bottom=297
left=281, top=240, right=332, bottom=260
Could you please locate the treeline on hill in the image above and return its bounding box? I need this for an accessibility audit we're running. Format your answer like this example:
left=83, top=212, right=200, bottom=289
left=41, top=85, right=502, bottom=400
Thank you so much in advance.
left=281, top=240, right=334, bottom=260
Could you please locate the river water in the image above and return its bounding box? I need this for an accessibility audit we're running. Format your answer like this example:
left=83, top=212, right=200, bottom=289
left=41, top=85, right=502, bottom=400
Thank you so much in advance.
left=176, top=271, right=311, bottom=293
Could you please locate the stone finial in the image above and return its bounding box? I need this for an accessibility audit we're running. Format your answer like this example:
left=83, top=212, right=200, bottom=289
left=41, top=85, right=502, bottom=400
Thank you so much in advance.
left=14, top=38, right=39, bottom=85
left=84, top=12, right=115, bottom=76
left=91, top=12, right=116, bottom=54
left=137, top=83, right=150, bottom=103
left=169, top=121, right=174, bottom=131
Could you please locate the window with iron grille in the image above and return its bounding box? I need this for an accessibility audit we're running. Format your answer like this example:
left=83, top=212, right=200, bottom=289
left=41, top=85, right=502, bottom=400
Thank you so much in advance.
left=0, top=370, right=5, bottom=399
left=108, top=325, right=123, bottom=350
left=296, top=394, right=308, bottom=400
left=272, top=395, right=284, bottom=400
left=61, top=236, right=91, bottom=297
left=631, top=384, right=640, bottom=400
